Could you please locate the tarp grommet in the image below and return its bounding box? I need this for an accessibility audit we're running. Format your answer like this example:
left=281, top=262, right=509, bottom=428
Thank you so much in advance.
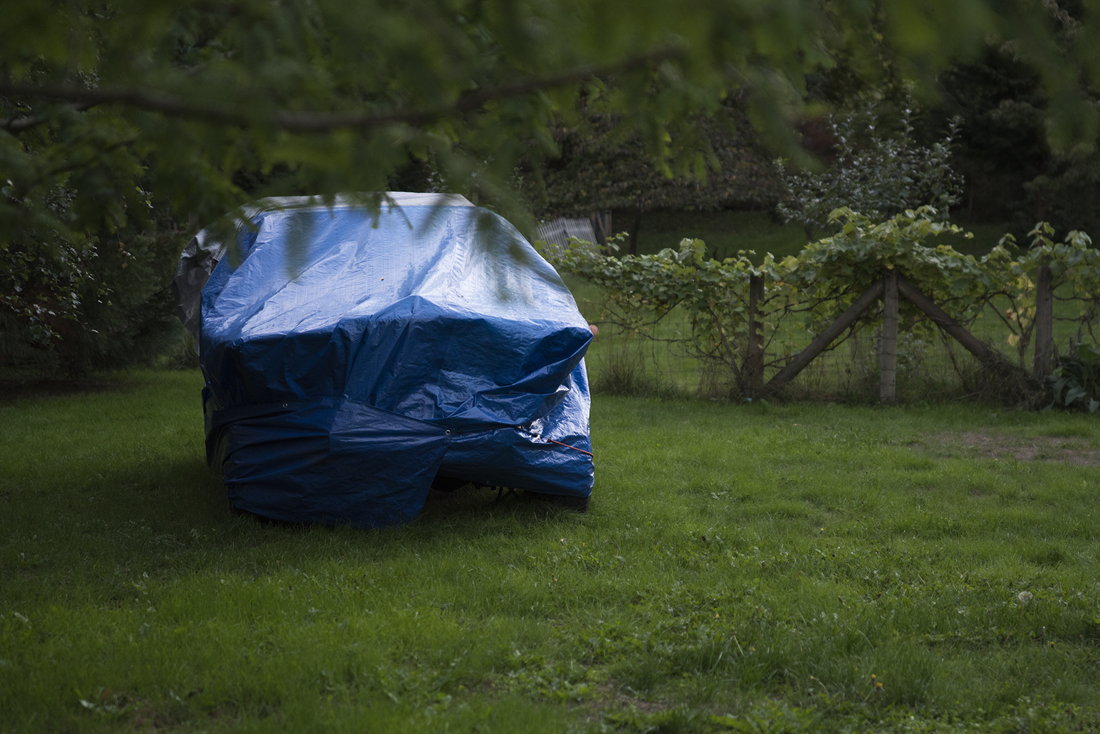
left=445, top=429, right=451, bottom=435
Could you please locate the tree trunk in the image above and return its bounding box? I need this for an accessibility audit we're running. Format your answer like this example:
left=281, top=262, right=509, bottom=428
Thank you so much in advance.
left=880, top=269, right=898, bottom=402
left=628, top=205, right=643, bottom=255
left=590, top=211, right=611, bottom=249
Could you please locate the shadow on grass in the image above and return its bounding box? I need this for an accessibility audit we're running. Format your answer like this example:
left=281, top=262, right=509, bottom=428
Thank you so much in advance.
left=0, top=376, right=132, bottom=403
left=2, top=455, right=593, bottom=587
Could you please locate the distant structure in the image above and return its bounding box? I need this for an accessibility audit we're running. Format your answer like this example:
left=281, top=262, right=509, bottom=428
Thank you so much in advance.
left=536, top=213, right=611, bottom=255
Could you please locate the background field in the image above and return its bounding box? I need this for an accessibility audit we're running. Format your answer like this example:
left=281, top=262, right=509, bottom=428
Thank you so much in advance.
left=621, top=210, right=1012, bottom=262
left=2, top=371, right=1099, bottom=732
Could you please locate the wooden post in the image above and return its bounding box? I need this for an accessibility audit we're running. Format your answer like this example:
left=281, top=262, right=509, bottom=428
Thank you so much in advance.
left=1033, top=261, right=1054, bottom=377
left=745, top=274, right=765, bottom=398
left=765, top=278, right=885, bottom=394
left=880, top=269, right=898, bottom=402
left=764, top=274, right=1023, bottom=399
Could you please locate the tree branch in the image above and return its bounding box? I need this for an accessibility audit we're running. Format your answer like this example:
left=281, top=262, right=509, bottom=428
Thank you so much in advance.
left=705, top=304, right=742, bottom=380
left=0, top=47, right=682, bottom=133
left=0, top=102, right=97, bottom=132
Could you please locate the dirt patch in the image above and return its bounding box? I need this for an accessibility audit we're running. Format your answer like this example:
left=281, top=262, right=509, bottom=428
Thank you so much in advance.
left=918, top=431, right=1100, bottom=466
left=574, top=681, right=671, bottom=722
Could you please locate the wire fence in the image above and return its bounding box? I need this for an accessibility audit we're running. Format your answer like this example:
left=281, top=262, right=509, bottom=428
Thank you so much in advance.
left=570, top=277, right=1091, bottom=405
left=553, top=212, right=1100, bottom=407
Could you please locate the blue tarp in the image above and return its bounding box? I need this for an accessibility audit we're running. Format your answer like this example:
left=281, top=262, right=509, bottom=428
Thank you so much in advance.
left=174, top=193, right=594, bottom=527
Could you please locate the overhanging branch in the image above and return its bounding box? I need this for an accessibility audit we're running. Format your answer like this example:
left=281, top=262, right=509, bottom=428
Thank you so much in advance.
left=0, top=102, right=96, bottom=132
left=0, top=47, right=683, bottom=133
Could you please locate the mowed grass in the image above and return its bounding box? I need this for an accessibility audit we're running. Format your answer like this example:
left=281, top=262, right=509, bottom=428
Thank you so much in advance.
left=2, top=371, right=1100, bottom=732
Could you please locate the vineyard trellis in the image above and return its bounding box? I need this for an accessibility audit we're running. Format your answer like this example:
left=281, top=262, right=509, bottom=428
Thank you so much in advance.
left=545, top=208, right=1100, bottom=406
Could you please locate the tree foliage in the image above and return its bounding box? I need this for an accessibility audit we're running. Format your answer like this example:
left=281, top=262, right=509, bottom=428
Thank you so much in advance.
left=776, top=99, right=965, bottom=240
left=4, top=0, right=1100, bottom=370
left=519, top=98, right=782, bottom=253
left=922, top=2, right=1100, bottom=235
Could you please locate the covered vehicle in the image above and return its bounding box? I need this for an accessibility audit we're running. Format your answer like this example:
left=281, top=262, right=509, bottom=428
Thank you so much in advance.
left=173, top=193, right=594, bottom=528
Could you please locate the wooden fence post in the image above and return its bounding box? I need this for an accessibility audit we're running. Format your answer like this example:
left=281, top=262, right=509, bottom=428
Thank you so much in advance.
left=762, top=275, right=1022, bottom=399
left=881, top=269, right=898, bottom=402
left=744, top=274, right=765, bottom=398
left=1033, top=260, right=1054, bottom=377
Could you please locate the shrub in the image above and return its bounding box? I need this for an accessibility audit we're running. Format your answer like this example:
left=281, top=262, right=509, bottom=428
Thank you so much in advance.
left=776, top=96, right=964, bottom=241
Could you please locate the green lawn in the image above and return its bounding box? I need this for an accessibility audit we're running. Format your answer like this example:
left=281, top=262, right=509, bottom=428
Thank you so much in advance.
left=2, top=371, right=1099, bottom=732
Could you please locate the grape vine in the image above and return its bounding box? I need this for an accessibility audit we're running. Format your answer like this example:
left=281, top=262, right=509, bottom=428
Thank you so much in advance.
left=545, top=207, right=1100, bottom=400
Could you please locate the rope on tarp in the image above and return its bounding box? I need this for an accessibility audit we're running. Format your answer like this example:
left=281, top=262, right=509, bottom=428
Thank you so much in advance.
left=546, top=439, right=594, bottom=457
left=517, top=427, right=595, bottom=458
